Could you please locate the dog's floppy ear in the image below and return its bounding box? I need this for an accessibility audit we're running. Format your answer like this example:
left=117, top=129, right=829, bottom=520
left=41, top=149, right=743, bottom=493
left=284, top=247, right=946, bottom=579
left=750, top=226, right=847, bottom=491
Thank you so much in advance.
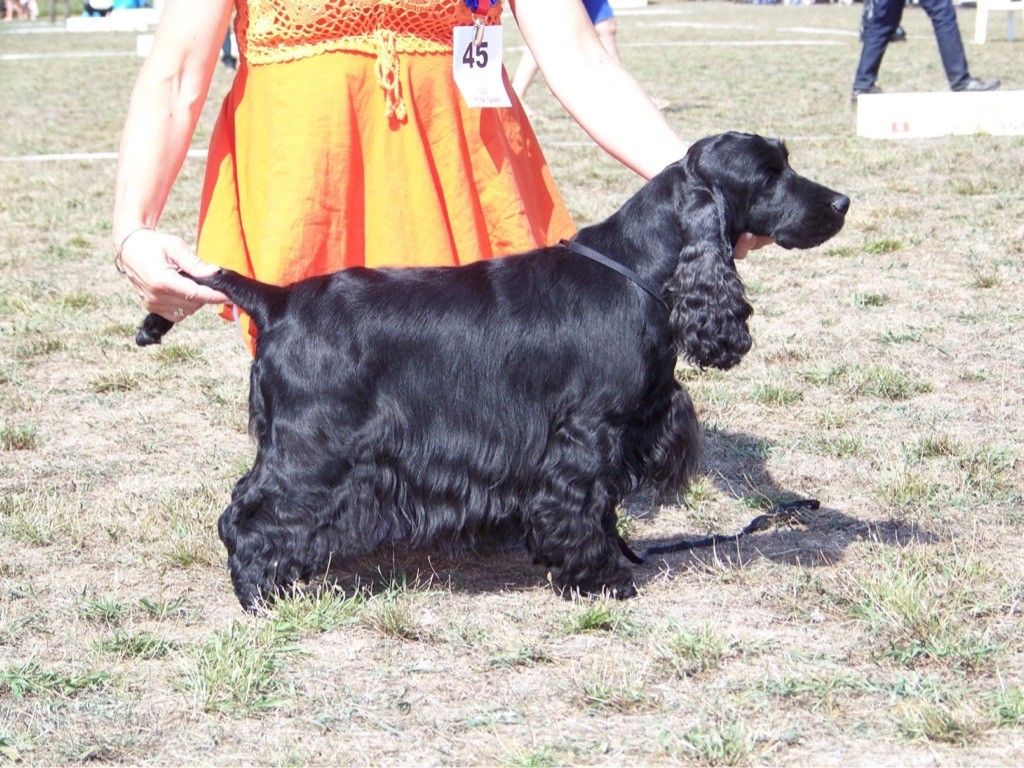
left=664, top=180, right=753, bottom=370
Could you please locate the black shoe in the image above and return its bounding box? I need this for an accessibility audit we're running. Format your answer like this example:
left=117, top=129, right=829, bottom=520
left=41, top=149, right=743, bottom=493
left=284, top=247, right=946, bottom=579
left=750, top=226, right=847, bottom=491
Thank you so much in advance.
left=851, top=85, right=883, bottom=104
left=954, top=77, right=1000, bottom=93
left=860, top=26, right=906, bottom=43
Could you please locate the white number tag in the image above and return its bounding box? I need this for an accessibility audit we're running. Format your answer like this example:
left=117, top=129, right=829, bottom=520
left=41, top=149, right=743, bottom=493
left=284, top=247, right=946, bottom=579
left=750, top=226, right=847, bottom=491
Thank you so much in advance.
left=453, top=23, right=511, bottom=109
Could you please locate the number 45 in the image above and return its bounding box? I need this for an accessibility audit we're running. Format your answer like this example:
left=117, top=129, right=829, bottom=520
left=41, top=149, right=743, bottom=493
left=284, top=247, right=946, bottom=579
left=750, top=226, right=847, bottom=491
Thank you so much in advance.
left=462, top=41, right=489, bottom=68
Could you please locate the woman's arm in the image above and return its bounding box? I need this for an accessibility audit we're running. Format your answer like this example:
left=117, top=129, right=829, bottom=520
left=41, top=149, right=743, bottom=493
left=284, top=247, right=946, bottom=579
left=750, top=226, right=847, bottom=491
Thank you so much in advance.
left=509, top=0, right=686, bottom=180
left=112, top=0, right=234, bottom=320
left=509, top=0, right=771, bottom=258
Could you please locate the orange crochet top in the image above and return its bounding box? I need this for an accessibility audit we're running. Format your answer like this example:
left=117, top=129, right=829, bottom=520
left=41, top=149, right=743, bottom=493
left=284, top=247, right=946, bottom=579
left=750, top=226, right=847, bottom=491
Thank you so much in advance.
left=197, top=0, right=576, bottom=352
left=238, top=0, right=502, bottom=59
left=236, top=0, right=504, bottom=120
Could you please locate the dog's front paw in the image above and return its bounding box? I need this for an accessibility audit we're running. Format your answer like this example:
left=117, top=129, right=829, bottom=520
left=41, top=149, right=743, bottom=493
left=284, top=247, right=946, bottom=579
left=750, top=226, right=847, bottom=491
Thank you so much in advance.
left=609, top=581, right=638, bottom=600
left=553, top=566, right=638, bottom=600
left=228, top=558, right=292, bottom=613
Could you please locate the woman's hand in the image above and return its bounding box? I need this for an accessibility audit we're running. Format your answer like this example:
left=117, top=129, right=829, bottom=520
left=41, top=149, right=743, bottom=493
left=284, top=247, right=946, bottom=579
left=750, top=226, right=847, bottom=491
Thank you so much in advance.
left=733, top=233, right=773, bottom=260
left=116, top=229, right=228, bottom=322
left=110, top=0, right=234, bottom=322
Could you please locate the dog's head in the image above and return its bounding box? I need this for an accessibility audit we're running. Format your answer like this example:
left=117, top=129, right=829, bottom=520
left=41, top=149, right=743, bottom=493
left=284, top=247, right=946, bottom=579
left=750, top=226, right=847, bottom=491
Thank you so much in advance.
left=662, top=132, right=849, bottom=370
left=685, top=132, right=850, bottom=249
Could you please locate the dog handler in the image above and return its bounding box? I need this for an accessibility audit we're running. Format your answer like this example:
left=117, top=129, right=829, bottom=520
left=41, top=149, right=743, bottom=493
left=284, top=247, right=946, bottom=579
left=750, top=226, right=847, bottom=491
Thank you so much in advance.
left=113, top=0, right=767, bottom=352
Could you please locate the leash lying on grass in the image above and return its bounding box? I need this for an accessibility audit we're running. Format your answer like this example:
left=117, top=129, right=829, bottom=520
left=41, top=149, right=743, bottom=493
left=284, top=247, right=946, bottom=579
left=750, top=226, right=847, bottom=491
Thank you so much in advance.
left=615, top=498, right=821, bottom=565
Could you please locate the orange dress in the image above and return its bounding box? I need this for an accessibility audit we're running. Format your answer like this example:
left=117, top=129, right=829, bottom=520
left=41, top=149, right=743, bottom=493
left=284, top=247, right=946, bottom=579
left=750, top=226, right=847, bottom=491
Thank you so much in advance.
left=196, top=0, right=576, bottom=349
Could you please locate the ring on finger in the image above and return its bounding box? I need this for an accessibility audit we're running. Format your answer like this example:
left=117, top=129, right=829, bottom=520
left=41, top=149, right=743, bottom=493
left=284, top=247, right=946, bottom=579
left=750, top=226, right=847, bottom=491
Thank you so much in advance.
left=173, top=308, right=186, bottom=319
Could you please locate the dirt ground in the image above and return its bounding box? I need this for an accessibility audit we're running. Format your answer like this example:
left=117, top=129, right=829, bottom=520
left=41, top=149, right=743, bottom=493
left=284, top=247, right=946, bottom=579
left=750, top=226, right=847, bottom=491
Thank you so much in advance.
left=1, top=2, right=1022, bottom=765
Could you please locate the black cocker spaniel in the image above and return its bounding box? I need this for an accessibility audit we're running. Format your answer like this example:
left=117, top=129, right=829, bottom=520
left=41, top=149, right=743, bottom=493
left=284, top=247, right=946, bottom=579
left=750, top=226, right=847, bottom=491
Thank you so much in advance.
left=137, top=132, right=849, bottom=609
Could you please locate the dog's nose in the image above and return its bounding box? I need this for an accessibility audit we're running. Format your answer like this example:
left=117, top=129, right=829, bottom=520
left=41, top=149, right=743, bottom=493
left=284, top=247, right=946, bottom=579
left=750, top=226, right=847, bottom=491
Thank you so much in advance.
left=831, top=194, right=851, bottom=215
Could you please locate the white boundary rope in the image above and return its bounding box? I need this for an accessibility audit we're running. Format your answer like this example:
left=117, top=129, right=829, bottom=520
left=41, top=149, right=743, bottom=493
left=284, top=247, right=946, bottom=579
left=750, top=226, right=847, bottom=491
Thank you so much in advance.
left=0, top=11, right=856, bottom=163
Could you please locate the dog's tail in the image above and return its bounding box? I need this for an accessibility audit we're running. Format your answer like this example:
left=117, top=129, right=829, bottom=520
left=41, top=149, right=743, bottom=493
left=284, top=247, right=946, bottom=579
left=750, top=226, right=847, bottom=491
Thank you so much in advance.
left=134, top=269, right=286, bottom=347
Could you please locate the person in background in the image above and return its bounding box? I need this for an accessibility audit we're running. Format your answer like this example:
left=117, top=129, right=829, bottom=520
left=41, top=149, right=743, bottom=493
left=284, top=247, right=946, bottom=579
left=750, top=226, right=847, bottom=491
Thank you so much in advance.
left=3, top=0, right=38, bottom=20
left=113, top=0, right=766, bottom=352
left=220, top=19, right=236, bottom=70
left=2, top=1, right=24, bottom=21
left=512, top=0, right=620, bottom=108
left=83, top=0, right=114, bottom=16
left=860, top=0, right=906, bottom=44
left=852, top=0, right=1000, bottom=102
left=511, top=0, right=670, bottom=115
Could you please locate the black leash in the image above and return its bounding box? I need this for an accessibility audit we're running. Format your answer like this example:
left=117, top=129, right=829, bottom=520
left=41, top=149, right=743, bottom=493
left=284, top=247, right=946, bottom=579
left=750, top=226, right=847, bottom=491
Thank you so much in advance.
left=616, top=498, right=820, bottom=565
left=559, top=239, right=669, bottom=312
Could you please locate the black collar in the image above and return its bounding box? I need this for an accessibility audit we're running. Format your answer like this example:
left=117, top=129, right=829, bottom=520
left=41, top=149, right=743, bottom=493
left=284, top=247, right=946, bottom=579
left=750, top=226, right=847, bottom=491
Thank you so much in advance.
left=559, top=239, right=668, bottom=311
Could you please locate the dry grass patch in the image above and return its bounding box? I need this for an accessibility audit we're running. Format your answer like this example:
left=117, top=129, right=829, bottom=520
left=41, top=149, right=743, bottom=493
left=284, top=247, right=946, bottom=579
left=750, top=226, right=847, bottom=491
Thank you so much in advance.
left=572, top=660, right=655, bottom=713
left=659, top=719, right=772, bottom=766
left=0, top=422, right=38, bottom=451
left=176, top=620, right=300, bottom=716
left=895, top=700, right=978, bottom=746
left=0, top=661, right=113, bottom=700
left=831, top=545, right=1007, bottom=670
left=655, top=622, right=731, bottom=677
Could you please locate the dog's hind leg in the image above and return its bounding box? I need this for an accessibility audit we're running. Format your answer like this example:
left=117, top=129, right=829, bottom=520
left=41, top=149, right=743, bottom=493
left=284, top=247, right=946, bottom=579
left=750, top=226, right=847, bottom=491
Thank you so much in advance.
left=218, top=460, right=396, bottom=611
left=527, top=421, right=637, bottom=599
left=216, top=469, right=329, bottom=611
left=217, top=505, right=285, bottom=611
left=217, top=472, right=307, bottom=611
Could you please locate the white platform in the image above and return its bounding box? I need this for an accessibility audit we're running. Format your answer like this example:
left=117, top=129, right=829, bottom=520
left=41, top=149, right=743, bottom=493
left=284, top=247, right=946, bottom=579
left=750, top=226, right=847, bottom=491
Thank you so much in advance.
left=66, top=8, right=160, bottom=33
left=974, top=0, right=1022, bottom=43
left=136, top=33, right=153, bottom=57
left=856, top=91, right=1024, bottom=139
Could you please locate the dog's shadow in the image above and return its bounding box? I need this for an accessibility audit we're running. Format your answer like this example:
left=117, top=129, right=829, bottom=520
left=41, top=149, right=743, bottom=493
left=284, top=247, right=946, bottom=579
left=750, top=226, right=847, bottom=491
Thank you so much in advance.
left=320, top=428, right=938, bottom=599
left=640, top=427, right=939, bottom=569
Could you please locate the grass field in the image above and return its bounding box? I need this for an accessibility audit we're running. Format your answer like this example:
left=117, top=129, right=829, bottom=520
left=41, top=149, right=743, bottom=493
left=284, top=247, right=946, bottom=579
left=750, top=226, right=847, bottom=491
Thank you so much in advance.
left=1, top=2, right=1023, bottom=764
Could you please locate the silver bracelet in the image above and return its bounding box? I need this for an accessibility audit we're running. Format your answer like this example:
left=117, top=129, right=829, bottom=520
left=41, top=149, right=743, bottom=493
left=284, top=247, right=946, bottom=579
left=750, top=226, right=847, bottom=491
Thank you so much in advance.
left=113, top=226, right=154, bottom=274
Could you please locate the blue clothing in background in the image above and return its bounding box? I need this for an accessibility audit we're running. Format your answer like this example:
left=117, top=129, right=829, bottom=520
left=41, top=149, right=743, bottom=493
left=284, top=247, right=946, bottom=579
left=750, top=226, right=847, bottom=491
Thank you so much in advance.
left=582, top=0, right=615, bottom=24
